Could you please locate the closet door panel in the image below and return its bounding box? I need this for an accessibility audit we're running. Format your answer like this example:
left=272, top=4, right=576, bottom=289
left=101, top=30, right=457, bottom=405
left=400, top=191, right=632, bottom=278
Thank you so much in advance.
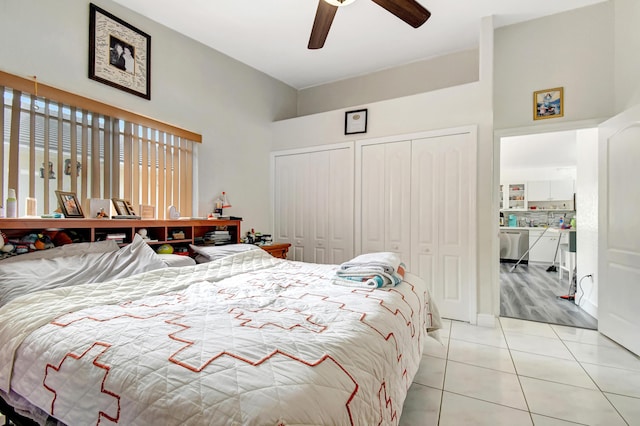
left=328, top=148, right=354, bottom=264
left=384, top=141, right=412, bottom=266
left=274, top=153, right=308, bottom=261
left=306, top=151, right=330, bottom=263
left=360, top=144, right=386, bottom=254
left=411, top=141, right=438, bottom=295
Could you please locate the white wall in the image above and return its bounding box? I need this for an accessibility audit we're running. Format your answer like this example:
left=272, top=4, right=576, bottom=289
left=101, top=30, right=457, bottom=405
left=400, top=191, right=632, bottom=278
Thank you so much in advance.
left=575, top=128, right=599, bottom=317
left=614, top=0, right=640, bottom=111
left=297, top=49, right=479, bottom=116
left=0, top=0, right=298, bottom=233
left=494, top=2, right=615, bottom=129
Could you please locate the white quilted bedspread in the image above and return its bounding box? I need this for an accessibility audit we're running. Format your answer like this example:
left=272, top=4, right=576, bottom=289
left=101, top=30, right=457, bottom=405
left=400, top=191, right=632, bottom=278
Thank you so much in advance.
left=0, top=250, right=439, bottom=426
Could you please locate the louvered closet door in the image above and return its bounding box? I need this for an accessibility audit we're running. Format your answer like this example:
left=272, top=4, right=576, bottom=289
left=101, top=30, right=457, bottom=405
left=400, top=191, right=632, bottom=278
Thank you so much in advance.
left=412, top=134, right=472, bottom=321
left=360, top=141, right=411, bottom=266
left=274, top=146, right=354, bottom=264
left=274, top=153, right=308, bottom=261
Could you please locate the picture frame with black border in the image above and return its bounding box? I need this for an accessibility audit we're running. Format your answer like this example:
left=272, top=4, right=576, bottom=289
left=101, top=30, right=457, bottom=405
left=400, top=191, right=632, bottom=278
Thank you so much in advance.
left=89, top=3, right=151, bottom=100
left=55, top=190, right=85, bottom=218
left=345, top=109, right=368, bottom=135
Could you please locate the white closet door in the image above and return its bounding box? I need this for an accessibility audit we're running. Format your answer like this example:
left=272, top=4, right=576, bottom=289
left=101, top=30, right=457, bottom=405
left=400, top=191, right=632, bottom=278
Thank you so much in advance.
left=273, top=145, right=354, bottom=264
left=274, top=153, right=308, bottom=261
left=328, top=148, right=354, bottom=264
left=412, top=134, right=472, bottom=321
left=385, top=141, right=412, bottom=266
left=307, top=150, right=330, bottom=263
left=360, top=141, right=411, bottom=264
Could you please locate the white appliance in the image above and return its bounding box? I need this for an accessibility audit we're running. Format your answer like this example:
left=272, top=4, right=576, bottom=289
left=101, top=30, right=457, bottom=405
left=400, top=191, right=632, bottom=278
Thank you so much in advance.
left=500, top=230, right=529, bottom=262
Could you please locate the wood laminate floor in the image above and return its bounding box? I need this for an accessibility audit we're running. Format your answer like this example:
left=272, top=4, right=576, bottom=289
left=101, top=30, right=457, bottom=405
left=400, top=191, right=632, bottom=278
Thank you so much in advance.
left=500, top=262, right=597, bottom=329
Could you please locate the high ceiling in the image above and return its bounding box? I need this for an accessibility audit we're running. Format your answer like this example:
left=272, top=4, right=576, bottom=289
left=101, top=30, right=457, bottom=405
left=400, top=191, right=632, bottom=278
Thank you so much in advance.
left=112, top=0, right=606, bottom=89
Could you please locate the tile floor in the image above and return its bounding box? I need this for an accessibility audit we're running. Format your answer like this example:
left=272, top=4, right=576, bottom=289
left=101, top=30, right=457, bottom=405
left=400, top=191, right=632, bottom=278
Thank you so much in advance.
left=400, top=317, right=640, bottom=426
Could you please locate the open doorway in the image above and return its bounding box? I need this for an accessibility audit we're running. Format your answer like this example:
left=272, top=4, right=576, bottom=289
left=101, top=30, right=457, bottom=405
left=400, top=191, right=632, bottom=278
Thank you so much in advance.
left=498, top=129, right=598, bottom=329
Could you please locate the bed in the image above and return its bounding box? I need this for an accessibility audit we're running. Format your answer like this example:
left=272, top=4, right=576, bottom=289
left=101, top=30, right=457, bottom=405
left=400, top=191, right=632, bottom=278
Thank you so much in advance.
left=0, top=237, right=441, bottom=425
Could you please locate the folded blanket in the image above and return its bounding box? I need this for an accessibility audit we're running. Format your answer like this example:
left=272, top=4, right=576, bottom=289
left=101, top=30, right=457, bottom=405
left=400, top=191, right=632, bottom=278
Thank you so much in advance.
left=339, top=252, right=402, bottom=274
left=332, top=263, right=406, bottom=289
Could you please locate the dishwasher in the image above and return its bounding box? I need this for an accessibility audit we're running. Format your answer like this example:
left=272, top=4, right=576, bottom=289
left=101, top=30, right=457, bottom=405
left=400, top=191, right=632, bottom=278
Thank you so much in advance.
left=499, top=229, right=529, bottom=264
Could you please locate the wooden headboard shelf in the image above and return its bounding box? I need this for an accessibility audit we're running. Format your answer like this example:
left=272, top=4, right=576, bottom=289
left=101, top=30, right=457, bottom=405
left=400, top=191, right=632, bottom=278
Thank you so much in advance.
left=0, top=218, right=242, bottom=247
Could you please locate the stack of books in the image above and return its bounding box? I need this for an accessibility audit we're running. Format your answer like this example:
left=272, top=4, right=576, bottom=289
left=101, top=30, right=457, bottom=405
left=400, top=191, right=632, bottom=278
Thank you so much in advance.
left=203, top=230, right=231, bottom=245
left=106, top=233, right=126, bottom=244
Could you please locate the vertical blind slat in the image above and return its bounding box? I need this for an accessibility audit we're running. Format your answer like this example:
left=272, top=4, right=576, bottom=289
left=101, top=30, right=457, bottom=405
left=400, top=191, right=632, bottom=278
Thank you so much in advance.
left=56, top=105, right=63, bottom=191
left=8, top=89, right=21, bottom=198
left=81, top=110, right=89, bottom=199
left=103, top=116, right=111, bottom=199
left=0, top=87, right=5, bottom=203
left=141, top=127, right=149, bottom=207
left=90, top=114, right=100, bottom=198
left=43, top=100, right=51, bottom=212
left=157, top=132, right=166, bottom=219
left=123, top=121, right=132, bottom=201
left=149, top=130, right=157, bottom=214
left=70, top=106, right=78, bottom=196
left=29, top=95, right=36, bottom=198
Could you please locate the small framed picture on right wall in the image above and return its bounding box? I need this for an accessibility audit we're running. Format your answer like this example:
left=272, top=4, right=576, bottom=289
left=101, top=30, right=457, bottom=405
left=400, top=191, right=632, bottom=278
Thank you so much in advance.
left=533, top=87, right=564, bottom=120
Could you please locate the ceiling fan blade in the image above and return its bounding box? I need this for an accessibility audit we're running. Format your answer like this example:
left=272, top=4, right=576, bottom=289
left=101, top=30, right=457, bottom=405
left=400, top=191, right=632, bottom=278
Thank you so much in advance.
left=370, top=0, right=431, bottom=28
left=308, top=0, right=338, bottom=49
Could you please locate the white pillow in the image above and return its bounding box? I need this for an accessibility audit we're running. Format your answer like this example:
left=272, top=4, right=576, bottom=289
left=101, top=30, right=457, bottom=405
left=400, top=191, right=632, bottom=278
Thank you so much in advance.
left=0, top=234, right=166, bottom=308
left=0, top=239, right=120, bottom=264
left=158, top=254, right=196, bottom=267
left=189, top=243, right=260, bottom=263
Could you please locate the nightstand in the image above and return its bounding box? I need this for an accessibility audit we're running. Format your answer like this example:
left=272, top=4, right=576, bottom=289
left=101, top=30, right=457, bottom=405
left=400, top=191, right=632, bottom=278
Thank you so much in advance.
left=260, top=243, right=291, bottom=259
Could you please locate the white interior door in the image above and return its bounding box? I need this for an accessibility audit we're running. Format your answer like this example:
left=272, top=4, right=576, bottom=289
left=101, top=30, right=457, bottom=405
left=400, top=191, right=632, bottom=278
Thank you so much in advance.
left=274, top=153, right=307, bottom=261
left=598, top=106, right=640, bottom=356
left=412, top=134, right=473, bottom=321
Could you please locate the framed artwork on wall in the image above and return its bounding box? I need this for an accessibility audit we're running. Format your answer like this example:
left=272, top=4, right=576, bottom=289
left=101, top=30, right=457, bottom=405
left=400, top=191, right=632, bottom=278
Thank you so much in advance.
left=345, top=109, right=368, bottom=135
left=533, top=87, right=563, bottom=120
left=89, top=3, right=151, bottom=99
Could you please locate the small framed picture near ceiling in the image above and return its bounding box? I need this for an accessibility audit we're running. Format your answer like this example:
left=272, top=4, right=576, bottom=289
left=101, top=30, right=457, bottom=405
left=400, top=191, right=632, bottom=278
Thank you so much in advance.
left=345, top=109, right=368, bottom=135
left=533, top=87, right=563, bottom=120
left=89, top=3, right=151, bottom=99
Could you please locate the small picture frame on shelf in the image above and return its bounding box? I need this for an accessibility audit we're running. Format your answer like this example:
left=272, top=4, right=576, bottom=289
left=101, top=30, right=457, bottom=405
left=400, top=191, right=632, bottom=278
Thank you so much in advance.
left=112, top=198, right=135, bottom=216
left=55, top=191, right=85, bottom=218
left=345, top=109, right=368, bottom=135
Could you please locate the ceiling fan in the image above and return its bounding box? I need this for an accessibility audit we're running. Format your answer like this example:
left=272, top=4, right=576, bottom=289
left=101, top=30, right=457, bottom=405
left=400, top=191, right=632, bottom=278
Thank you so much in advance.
left=308, top=0, right=431, bottom=49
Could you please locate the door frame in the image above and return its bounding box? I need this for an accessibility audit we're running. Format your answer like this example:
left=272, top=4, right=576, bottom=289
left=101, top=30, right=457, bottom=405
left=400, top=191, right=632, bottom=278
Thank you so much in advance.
left=492, top=119, right=605, bottom=320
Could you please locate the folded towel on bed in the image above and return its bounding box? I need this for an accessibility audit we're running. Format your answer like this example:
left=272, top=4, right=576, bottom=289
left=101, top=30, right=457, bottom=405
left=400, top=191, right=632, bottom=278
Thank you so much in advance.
left=332, top=262, right=406, bottom=289
left=339, top=252, right=402, bottom=274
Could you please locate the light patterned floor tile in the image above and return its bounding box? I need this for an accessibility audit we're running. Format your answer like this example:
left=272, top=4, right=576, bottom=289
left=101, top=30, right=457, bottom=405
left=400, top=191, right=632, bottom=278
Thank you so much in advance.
left=581, top=362, right=640, bottom=398
left=565, top=341, right=640, bottom=371
left=520, top=376, right=627, bottom=425
left=605, top=393, right=640, bottom=425
left=447, top=338, right=516, bottom=374
left=531, top=414, right=585, bottom=425
left=550, top=324, right=618, bottom=348
left=439, top=392, right=532, bottom=426
left=423, top=335, right=448, bottom=359
left=449, top=321, right=508, bottom=349
left=399, top=383, right=442, bottom=426
left=511, top=350, right=597, bottom=390
left=412, top=354, right=446, bottom=389
left=500, top=317, right=558, bottom=339
left=504, top=332, right=574, bottom=360
left=444, top=360, right=527, bottom=410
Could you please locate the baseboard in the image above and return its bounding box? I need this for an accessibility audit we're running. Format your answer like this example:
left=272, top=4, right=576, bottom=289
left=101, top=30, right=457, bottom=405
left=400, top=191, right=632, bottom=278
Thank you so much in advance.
left=577, top=298, right=598, bottom=319
left=476, top=313, right=497, bottom=328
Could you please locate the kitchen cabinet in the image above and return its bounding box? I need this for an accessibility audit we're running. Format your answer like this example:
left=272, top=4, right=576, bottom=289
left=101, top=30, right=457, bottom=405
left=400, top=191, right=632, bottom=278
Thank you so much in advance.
left=500, top=182, right=527, bottom=210
left=528, top=229, right=568, bottom=264
left=527, top=179, right=574, bottom=201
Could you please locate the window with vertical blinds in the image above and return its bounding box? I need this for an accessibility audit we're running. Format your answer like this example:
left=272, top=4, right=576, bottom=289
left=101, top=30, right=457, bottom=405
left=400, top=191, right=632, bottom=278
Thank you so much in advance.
left=0, top=76, right=198, bottom=219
